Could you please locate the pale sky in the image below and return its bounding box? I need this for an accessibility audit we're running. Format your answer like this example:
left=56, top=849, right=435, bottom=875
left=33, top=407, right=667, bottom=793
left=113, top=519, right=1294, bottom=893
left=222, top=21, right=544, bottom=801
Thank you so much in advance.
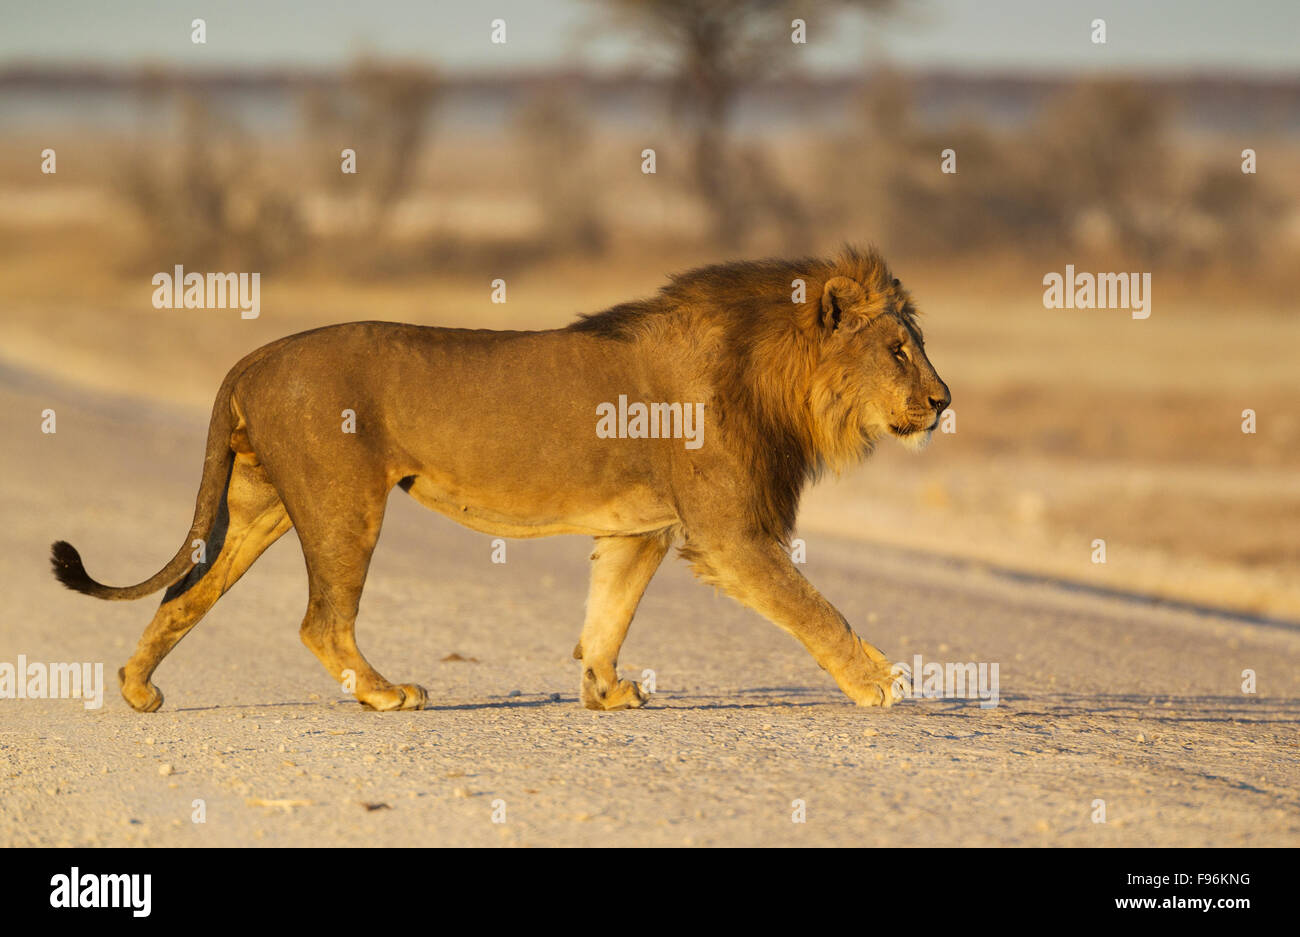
left=2, top=0, right=1297, bottom=74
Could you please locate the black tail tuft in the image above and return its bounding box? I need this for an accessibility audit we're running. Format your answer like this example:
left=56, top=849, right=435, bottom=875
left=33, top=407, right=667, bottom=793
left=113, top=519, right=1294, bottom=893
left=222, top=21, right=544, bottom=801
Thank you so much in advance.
left=51, top=540, right=99, bottom=595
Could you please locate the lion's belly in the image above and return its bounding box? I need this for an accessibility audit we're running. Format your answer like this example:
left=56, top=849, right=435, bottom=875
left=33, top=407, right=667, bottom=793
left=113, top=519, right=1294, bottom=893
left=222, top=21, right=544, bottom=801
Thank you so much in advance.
left=402, top=474, right=678, bottom=538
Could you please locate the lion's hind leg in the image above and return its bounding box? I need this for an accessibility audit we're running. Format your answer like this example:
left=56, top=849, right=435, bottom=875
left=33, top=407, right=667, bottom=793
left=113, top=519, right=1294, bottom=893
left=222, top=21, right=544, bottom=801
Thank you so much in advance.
left=290, top=483, right=426, bottom=712
left=575, top=532, right=671, bottom=710
left=119, top=457, right=291, bottom=712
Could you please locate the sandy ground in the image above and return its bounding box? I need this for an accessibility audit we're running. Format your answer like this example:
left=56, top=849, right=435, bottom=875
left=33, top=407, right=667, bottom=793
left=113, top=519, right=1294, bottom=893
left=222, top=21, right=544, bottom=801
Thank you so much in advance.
left=2, top=362, right=1298, bottom=848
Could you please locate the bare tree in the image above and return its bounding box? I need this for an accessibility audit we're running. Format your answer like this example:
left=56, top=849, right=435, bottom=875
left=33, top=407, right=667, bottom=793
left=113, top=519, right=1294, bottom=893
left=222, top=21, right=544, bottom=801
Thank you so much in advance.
left=514, top=89, right=608, bottom=255
left=598, top=0, right=899, bottom=247
left=351, top=61, right=439, bottom=232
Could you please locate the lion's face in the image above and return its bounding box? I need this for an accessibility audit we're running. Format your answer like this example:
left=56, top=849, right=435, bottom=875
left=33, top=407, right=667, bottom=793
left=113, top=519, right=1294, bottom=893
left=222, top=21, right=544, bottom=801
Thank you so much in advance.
left=855, top=314, right=949, bottom=451
left=812, top=275, right=950, bottom=457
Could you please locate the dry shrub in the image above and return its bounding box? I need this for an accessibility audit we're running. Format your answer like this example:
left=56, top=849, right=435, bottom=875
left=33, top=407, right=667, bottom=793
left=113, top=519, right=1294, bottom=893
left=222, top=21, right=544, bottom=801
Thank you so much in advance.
left=817, top=74, right=1287, bottom=272
left=117, top=89, right=305, bottom=271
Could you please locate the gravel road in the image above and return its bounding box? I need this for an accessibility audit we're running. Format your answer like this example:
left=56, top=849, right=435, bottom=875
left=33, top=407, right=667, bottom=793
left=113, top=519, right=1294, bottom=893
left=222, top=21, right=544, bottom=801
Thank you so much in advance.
left=3, top=365, right=1297, bottom=847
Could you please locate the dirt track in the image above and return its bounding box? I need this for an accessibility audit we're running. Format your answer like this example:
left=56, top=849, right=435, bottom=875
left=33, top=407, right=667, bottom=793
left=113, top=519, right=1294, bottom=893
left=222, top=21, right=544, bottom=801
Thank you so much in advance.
left=2, top=364, right=1297, bottom=847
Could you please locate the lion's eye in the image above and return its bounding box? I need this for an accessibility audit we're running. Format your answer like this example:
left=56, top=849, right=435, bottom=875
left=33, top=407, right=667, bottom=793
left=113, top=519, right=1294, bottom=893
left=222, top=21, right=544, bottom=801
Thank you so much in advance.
left=891, top=345, right=907, bottom=362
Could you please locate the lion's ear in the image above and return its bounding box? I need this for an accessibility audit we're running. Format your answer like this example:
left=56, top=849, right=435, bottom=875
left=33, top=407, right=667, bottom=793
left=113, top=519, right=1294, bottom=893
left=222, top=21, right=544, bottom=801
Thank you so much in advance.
left=821, top=276, right=867, bottom=331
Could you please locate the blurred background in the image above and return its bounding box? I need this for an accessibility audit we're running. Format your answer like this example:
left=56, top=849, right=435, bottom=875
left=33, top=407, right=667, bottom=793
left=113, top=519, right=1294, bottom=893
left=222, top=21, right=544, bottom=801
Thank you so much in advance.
left=2, top=0, right=1298, bottom=618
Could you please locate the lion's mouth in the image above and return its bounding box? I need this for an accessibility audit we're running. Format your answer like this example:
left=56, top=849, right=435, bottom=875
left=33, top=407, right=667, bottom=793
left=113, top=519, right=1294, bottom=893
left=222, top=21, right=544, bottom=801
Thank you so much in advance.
left=891, top=414, right=940, bottom=436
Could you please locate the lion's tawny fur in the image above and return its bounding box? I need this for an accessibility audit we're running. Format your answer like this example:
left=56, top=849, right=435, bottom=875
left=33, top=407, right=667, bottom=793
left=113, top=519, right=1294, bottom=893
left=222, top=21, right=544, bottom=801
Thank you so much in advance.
left=52, top=245, right=948, bottom=714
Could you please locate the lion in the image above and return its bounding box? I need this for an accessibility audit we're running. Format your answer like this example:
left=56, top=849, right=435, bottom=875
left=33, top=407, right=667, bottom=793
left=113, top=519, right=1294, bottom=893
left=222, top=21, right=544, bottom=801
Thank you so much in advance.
left=51, top=245, right=949, bottom=713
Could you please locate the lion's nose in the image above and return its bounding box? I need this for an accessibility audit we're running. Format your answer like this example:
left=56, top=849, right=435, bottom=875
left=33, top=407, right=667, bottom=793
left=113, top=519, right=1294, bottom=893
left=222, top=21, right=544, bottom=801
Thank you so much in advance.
left=929, top=389, right=951, bottom=415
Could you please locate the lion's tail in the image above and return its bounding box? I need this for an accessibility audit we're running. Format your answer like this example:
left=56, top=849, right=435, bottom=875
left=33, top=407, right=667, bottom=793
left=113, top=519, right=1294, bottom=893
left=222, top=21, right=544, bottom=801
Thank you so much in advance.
left=50, top=368, right=242, bottom=601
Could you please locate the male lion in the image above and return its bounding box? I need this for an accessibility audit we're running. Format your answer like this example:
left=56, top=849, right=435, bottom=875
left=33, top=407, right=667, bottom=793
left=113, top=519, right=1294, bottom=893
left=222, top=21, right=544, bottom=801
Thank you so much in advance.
left=51, top=245, right=949, bottom=713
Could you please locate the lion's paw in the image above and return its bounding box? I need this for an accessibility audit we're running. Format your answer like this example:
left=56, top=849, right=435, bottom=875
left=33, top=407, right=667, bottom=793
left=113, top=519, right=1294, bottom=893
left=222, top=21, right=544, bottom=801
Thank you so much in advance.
left=359, top=682, right=427, bottom=712
left=581, top=675, right=648, bottom=711
left=837, top=654, right=901, bottom=708
left=851, top=674, right=900, bottom=708
left=118, top=667, right=164, bottom=713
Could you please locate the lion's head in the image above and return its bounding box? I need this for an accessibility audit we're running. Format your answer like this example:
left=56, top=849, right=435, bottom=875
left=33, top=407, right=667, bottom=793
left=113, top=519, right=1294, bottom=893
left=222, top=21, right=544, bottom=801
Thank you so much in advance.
left=567, top=244, right=949, bottom=539
left=807, top=271, right=950, bottom=463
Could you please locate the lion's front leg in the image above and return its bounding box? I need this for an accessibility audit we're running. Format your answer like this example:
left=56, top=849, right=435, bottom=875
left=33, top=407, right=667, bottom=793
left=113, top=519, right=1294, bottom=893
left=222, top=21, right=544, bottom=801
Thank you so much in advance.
left=680, top=532, right=899, bottom=707
left=574, top=532, right=671, bottom=710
